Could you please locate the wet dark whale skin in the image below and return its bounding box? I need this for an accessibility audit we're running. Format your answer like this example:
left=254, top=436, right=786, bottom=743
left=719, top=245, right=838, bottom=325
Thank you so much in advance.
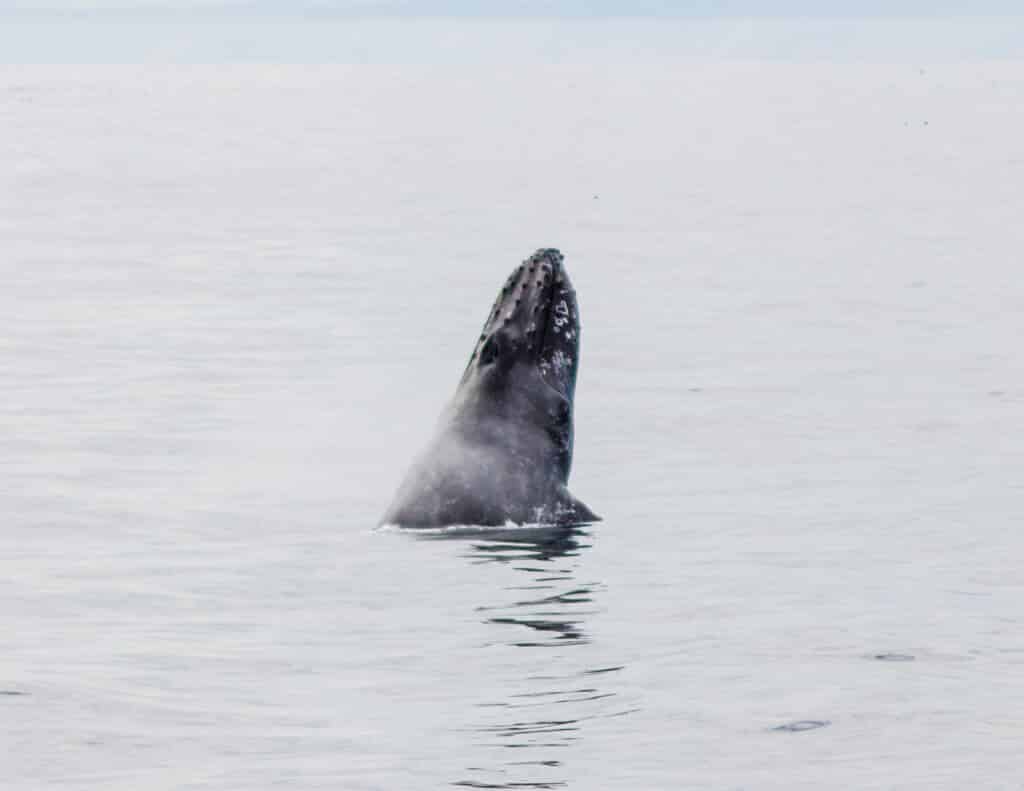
left=380, top=249, right=599, bottom=528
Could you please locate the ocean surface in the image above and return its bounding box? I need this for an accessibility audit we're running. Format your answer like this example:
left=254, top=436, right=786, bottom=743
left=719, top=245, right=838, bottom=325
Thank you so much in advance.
left=3, top=58, right=1024, bottom=789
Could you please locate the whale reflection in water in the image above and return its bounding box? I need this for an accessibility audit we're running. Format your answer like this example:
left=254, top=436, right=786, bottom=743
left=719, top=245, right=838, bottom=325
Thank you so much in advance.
left=413, top=526, right=637, bottom=791
left=419, top=524, right=594, bottom=649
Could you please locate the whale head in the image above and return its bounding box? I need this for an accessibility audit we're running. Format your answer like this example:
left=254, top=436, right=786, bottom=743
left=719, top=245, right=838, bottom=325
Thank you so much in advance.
left=451, top=248, right=582, bottom=482
left=380, top=248, right=598, bottom=528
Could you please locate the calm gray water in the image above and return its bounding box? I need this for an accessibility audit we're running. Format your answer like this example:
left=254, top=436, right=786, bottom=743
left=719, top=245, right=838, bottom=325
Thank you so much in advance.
left=3, top=62, right=1024, bottom=789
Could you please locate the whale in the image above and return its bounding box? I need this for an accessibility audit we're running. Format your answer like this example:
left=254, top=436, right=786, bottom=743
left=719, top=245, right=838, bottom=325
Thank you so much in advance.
left=380, top=248, right=599, bottom=528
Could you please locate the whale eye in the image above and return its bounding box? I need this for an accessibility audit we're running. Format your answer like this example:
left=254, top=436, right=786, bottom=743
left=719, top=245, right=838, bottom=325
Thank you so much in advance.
left=479, top=335, right=501, bottom=365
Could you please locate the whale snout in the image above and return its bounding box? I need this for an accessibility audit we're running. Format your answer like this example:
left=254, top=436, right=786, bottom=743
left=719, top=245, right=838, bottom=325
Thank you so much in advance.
left=463, top=248, right=581, bottom=402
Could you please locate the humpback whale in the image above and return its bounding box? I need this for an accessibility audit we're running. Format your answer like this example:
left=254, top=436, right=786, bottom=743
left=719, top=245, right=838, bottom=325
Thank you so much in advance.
left=380, top=248, right=599, bottom=528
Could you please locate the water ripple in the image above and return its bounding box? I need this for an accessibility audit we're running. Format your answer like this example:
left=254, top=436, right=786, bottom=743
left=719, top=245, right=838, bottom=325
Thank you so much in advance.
left=416, top=526, right=635, bottom=790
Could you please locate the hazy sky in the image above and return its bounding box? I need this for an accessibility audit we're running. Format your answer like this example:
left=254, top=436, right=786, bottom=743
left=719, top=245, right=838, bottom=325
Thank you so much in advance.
left=3, top=0, right=1024, bottom=15
left=2, top=2, right=1021, bottom=62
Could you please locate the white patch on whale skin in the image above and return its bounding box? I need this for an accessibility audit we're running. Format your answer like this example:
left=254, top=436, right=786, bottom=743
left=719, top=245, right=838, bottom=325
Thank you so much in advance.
left=552, top=299, right=571, bottom=332
left=551, top=349, right=572, bottom=371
